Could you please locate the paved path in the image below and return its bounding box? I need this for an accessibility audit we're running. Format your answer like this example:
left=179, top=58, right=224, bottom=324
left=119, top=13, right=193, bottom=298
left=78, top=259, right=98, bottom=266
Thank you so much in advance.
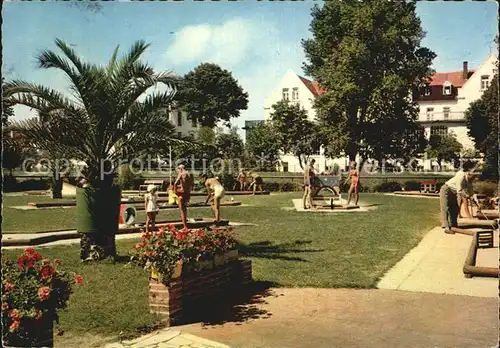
left=377, top=223, right=498, bottom=297
left=104, top=330, right=229, bottom=348
left=178, top=288, right=498, bottom=348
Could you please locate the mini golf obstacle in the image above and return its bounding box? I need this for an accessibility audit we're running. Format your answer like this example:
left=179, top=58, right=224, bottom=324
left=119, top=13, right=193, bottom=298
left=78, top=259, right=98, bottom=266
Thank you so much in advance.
left=449, top=226, right=499, bottom=278
left=27, top=200, right=242, bottom=210
left=2, top=218, right=230, bottom=247
left=393, top=191, right=439, bottom=198
left=122, top=190, right=270, bottom=197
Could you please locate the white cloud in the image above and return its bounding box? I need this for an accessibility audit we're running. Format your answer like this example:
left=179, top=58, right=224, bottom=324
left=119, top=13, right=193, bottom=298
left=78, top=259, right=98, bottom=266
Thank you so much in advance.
left=164, top=18, right=259, bottom=68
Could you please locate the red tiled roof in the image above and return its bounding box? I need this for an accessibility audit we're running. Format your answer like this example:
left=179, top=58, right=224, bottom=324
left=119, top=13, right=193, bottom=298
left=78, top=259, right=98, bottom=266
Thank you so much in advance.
left=429, top=70, right=475, bottom=87
left=299, top=76, right=326, bottom=96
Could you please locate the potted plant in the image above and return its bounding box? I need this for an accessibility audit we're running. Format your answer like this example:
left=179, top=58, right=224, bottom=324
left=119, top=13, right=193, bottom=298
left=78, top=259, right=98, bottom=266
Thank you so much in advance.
left=1, top=248, right=84, bottom=348
left=210, top=227, right=239, bottom=266
left=129, top=227, right=183, bottom=284
left=5, top=39, right=192, bottom=261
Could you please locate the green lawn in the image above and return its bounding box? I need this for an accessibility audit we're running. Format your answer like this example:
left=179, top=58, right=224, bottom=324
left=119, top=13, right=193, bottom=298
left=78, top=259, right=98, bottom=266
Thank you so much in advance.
left=2, top=192, right=440, bottom=342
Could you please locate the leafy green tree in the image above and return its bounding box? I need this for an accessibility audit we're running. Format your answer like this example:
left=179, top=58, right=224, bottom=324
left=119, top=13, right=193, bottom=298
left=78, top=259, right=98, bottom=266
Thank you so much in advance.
left=245, top=122, right=280, bottom=171
left=269, top=100, right=323, bottom=169
left=302, top=0, right=435, bottom=161
left=177, top=63, right=249, bottom=128
left=465, top=74, right=498, bottom=177
left=5, top=39, right=188, bottom=260
left=425, top=133, right=463, bottom=170
left=215, top=127, right=244, bottom=160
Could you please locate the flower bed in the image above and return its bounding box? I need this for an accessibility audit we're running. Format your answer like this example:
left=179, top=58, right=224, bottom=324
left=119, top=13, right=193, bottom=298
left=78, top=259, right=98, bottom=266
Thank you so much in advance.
left=129, top=225, right=251, bottom=325
left=129, top=225, right=240, bottom=283
left=1, top=248, right=84, bottom=348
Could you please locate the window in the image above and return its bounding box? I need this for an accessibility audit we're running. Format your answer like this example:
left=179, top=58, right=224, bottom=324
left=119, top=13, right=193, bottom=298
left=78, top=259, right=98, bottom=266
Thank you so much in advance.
left=426, top=107, right=434, bottom=121
left=443, top=84, right=452, bottom=95
left=282, top=88, right=289, bottom=101
left=423, top=84, right=431, bottom=96
left=443, top=107, right=450, bottom=120
left=292, top=87, right=299, bottom=100
left=430, top=126, right=448, bottom=137
left=177, top=112, right=182, bottom=126
left=312, top=145, right=321, bottom=155
left=480, top=75, right=490, bottom=90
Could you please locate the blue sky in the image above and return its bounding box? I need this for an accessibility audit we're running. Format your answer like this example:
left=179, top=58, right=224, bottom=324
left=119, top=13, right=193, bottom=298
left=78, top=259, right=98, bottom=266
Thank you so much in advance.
left=3, top=0, right=498, bottom=136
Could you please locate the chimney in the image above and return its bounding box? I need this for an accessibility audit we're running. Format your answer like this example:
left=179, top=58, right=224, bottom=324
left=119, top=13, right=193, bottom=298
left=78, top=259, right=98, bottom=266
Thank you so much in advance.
left=462, top=61, right=468, bottom=80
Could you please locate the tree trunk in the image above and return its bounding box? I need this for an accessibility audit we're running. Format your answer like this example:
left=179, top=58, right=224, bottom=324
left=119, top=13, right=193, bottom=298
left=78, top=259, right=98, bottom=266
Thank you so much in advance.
left=346, top=105, right=359, bottom=163
left=51, top=174, right=63, bottom=199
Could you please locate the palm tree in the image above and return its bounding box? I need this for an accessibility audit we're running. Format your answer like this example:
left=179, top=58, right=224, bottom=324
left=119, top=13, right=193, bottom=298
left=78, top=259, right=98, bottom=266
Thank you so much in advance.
left=4, top=39, right=189, bottom=260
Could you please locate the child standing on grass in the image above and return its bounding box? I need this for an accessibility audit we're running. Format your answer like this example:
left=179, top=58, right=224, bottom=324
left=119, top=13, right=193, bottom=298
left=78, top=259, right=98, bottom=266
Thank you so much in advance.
left=345, top=161, right=359, bottom=206
left=145, top=184, right=159, bottom=232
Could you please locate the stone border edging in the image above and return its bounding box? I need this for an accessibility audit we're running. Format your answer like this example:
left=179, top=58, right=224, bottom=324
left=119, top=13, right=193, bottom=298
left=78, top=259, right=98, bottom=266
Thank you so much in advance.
left=1, top=219, right=229, bottom=247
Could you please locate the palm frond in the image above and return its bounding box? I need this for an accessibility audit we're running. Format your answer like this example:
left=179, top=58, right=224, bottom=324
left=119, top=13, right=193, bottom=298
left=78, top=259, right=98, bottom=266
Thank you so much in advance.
left=54, top=38, right=86, bottom=74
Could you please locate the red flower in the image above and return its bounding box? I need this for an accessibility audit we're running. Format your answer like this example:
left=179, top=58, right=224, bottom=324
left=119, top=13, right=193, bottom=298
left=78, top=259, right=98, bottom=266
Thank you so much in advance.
left=155, top=241, right=163, bottom=248
left=16, top=255, right=27, bottom=270
left=1, top=303, right=8, bottom=311
left=134, top=243, right=142, bottom=249
left=8, top=309, right=21, bottom=320
left=24, top=248, right=42, bottom=261
left=54, top=259, right=61, bottom=265
left=3, top=282, right=14, bottom=292
left=39, top=265, right=56, bottom=279
left=38, top=287, right=51, bottom=301
left=9, top=320, right=20, bottom=332
left=74, top=275, right=84, bottom=286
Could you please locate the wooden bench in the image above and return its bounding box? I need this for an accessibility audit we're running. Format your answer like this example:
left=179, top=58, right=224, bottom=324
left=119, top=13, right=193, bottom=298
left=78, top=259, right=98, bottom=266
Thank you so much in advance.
left=139, top=180, right=166, bottom=193
left=420, top=180, right=437, bottom=193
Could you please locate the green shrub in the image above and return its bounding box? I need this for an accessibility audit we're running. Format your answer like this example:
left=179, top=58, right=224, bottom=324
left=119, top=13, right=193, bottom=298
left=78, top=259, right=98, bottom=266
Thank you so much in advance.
left=403, top=180, right=421, bottom=191
left=373, top=181, right=402, bottom=192
left=3, top=178, right=50, bottom=192
left=117, top=164, right=139, bottom=190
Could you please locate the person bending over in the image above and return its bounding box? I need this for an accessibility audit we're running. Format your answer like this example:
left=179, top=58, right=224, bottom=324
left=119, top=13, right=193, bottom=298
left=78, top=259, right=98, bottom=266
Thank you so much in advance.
left=200, top=174, right=225, bottom=223
left=439, top=161, right=475, bottom=234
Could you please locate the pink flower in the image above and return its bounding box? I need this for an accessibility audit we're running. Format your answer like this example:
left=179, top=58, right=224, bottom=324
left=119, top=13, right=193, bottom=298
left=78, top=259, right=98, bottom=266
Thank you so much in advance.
left=38, top=287, right=51, bottom=301
left=9, top=320, right=19, bottom=332
left=3, top=282, right=15, bottom=292
left=74, top=275, right=84, bottom=286
left=8, top=309, right=21, bottom=320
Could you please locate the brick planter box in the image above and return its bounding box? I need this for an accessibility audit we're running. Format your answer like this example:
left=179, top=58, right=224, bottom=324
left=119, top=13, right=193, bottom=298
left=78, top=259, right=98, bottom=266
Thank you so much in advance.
left=148, top=259, right=252, bottom=325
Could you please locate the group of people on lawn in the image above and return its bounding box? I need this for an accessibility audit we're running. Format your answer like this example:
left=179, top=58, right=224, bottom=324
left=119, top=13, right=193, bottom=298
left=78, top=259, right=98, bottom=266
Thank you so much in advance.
left=303, top=159, right=360, bottom=210
left=144, top=166, right=264, bottom=232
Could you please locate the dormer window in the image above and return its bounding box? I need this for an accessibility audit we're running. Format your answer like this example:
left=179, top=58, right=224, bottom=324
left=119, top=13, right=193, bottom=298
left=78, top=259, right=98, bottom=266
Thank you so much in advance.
left=423, top=84, right=431, bottom=96
left=282, top=88, right=289, bottom=101
left=443, top=81, right=452, bottom=95
left=480, top=75, right=490, bottom=91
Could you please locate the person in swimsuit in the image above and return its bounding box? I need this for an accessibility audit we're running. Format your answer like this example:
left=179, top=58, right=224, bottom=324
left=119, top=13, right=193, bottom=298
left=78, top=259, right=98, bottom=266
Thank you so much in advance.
left=200, top=174, right=225, bottom=223
left=303, top=159, right=316, bottom=209
left=237, top=170, right=247, bottom=191
left=144, top=184, right=159, bottom=232
left=345, top=161, right=359, bottom=206
left=173, top=164, right=194, bottom=229
left=248, top=171, right=263, bottom=195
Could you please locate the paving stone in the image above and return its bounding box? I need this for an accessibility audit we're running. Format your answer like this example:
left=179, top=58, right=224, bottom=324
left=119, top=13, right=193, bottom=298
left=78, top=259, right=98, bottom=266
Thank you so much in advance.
left=162, top=337, right=197, bottom=346
left=178, top=334, right=231, bottom=348
left=104, top=343, right=126, bottom=348
left=125, top=330, right=181, bottom=347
